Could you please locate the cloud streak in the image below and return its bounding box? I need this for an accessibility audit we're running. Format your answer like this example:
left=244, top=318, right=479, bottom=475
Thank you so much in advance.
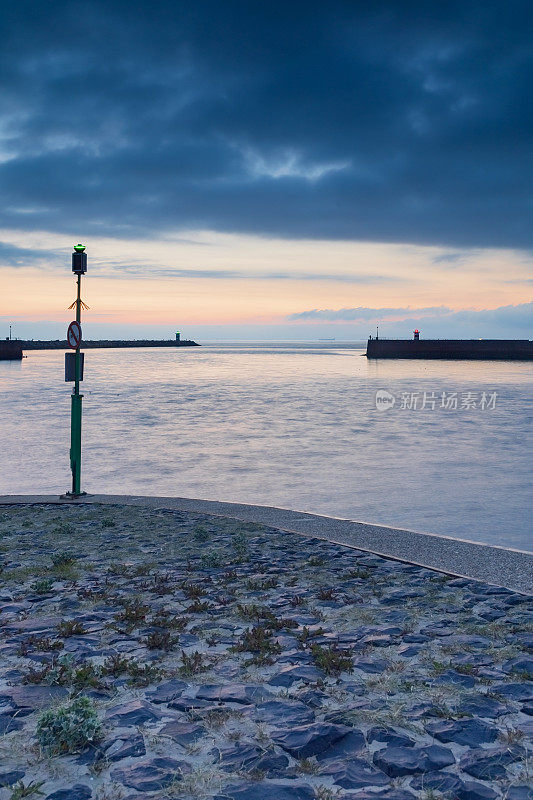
left=287, top=302, right=533, bottom=332
left=288, top=306, right=450, bottom=321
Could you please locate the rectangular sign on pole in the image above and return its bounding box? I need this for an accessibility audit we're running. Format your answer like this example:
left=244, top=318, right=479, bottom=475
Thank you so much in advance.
left=65, top=352, right=84, bottom=382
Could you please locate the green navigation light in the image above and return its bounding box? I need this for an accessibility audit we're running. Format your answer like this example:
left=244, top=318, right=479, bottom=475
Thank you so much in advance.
left=73, top=244, right=86, bottom=253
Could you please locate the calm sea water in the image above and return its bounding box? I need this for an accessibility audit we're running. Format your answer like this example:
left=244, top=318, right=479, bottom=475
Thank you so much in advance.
left=1, top=343, right=531, bottom=550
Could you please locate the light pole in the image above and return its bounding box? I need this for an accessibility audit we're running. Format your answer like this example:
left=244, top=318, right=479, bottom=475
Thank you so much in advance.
left=66, top=244, right=87, bottom=497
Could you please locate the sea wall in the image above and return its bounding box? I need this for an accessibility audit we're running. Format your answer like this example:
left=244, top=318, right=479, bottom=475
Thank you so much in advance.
left=0, top=341, right=23, bottom=360
left=366, top=338, right=533, bottom=360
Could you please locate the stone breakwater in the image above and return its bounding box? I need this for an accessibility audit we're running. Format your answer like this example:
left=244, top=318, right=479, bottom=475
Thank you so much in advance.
left=0, top=503, right=531, bottom=800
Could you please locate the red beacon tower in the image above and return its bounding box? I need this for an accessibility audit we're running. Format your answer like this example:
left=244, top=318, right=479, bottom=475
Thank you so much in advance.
left=414, top=329, right=420, bottom=340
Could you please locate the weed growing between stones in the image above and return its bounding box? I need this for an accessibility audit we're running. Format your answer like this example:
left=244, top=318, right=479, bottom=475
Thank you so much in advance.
left=298, top=757, right=320, bottom=774
left=57, top=620, right=87, bottom=637
left=186, top=599, right=212, bottom=613
left=16, top=635, right=62, bottom=656
left=235, top=603, right=298, bottom=631
left=22, top=654, right=105, bottom=689
left=125, top=661, right=164, bottom=687
left=193, top=524, right=210, bottom=542
left=102, top=653, right=133, bottom=677
left=231, top=624, right=282, bottom=665
left=181, top=581, right=207, bottom=599
left=231, top=531, right=250, bottom=563
left=310, top=643, right=353, bottom=675
left=201, top=551, right=223, bottom=568
left=9, top=780, right=45, bottom=799
left=50, top=551, right=78, bottom=577
left=31, top=578, right=54, bottom=593
left=145, top=628, right=178, bottom=651
left=179, top=650, right=208, bottom=676
left=36, top=696, right=102, bottom=755
left=113, top=597, right=149, bottom=629
left=151, top=609, right=188, bottom=630
left=314, top=786, right=343, bottom=799
left=317, top=587, right=336, bottom=601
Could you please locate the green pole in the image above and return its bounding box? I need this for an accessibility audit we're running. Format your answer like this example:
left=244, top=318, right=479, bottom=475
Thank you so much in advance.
left=70, top=272, right=83, bottom=495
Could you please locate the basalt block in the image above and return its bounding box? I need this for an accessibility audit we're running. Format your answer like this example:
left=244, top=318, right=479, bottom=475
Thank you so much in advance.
left=272, top=722, right=351, bottom=758
left=373, top=745, right=455, bottom=777
left=111, top=757, right=191, bottom=792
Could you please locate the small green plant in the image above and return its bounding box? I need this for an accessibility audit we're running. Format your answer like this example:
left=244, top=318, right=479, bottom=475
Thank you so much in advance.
left=307, top=556, right=325, bottom=567
left=31, top=578, right=54, bottom=593
left=187, top=599, right=211, bottom=613
left=429, top=659, right=450, bottom=676
left=179, top=650, right=208, bottom=677
left=201, top=551, right=222, bottom=568
left=58, top=619, right=87, bottom=637
left=245, top=576, right=279, bottom=591
left=231, top=624, right=282, bottom=665
left=114, top=597, right=149, bottom=629
left=317, top=587, right=336, bottom=601
left=102, top=653, right=133, bottom=677
left=36, top=696, right=102, bottom=755
left=145, top=629, right=177, bottom=651
left=107, top=562, right=130, bottom=576
left=342, top=568, right=371, bottom=580
left=314, top=786, right=342, bottom=800
left=49, top=551, right=79, bottom=579
left=298, top=757, right=319, bottom=774
left=10, top=780, right=45, bottom=800
left=151, top=609, right=188, bottom=630
left=298, top=626, right=324, bottom=644
left=231, top=531, right=250, bottom=562
left=311, top=644, right=353, bottom=676
left=51, top=551, right=76, bottom=567
left=455, top=663, right=477, bottom=676
left=150, top=571, right=173, bottom=594
left=51, top=522, right=75, bottom=536
left=16, top=635, right=62, bottom=657
left=71, top=662, right=105, bottom=689
left=101, top=517, right=116, bottom=528
left=126, top=661, right=164, bottom=687
left=290, top=593, right=306, bottom=606
left=194, top=524, right=210, bottom=542
left=181, top=581, right=206, bottom=600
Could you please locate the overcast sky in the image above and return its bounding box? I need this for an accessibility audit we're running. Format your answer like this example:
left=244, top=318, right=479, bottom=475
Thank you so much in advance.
left=1, top=0, right=531, bottom=339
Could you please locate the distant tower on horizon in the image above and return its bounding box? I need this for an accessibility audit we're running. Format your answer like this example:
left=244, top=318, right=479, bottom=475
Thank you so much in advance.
left=175, top=330, right=181, bottom=342
left=414, top=329, right=420, bottom=340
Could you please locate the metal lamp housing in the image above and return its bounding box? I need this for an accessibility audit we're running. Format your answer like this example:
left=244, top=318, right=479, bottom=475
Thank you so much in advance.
left=72, top=251, right=87, bottom=274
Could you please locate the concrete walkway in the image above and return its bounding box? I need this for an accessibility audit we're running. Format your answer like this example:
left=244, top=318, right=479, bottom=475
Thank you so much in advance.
left=1, top=494, right=531, bottom=594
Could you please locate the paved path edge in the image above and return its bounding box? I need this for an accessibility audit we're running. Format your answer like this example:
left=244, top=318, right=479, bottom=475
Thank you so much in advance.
left=1, top=494, right=531, bottom=594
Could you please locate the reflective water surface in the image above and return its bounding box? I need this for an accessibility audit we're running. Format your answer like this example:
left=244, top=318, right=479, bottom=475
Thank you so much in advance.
left=1, top=343, right=531, bottom=550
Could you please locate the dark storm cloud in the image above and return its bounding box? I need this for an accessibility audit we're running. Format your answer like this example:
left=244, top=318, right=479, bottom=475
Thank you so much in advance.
left=1, top=1, right=532, bottom=249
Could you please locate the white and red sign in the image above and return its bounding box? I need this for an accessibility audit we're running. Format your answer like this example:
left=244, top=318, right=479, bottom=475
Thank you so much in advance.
left=67, top=321, right=82, bottom=350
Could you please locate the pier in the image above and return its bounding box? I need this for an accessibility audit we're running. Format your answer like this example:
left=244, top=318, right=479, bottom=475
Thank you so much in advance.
left=20, top=338, right=200, bottom=351
left=366, top=338, right=533, bottom=360
left=0, top=341, right=23, bottom=360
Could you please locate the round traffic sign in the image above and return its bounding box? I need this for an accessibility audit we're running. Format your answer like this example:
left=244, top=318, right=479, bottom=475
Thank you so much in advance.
left=67, top=321, right=82, bottom=349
